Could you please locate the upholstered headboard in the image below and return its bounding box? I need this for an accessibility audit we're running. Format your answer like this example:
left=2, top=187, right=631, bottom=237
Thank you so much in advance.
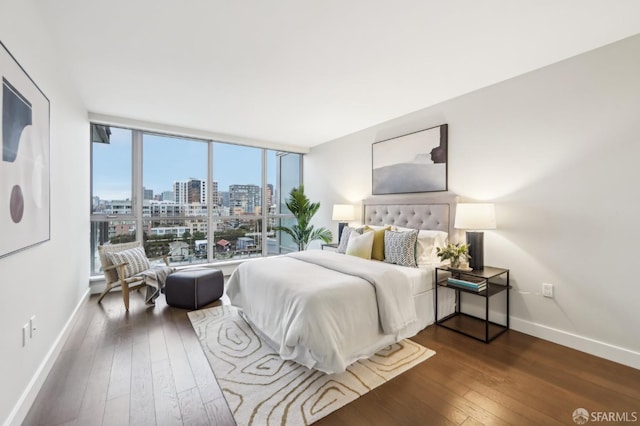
left=362, top=193, right=459, bottom=239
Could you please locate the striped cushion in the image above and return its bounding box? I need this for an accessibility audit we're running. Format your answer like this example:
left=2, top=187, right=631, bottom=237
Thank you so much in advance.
left=384, top=230, right=418, bottom=268
left=106, top=247, right=151, bottom=279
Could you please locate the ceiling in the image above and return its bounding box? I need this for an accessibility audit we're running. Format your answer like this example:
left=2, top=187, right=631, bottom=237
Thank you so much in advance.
left=37, top=1, right=640, bottom=149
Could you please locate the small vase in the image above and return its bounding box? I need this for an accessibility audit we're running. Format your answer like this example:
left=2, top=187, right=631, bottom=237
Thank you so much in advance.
left=450, top=258, right=460, bottom=269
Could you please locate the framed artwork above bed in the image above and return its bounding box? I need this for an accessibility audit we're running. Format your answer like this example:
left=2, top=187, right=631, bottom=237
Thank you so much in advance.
left=372, top=124, right=448, bottom=195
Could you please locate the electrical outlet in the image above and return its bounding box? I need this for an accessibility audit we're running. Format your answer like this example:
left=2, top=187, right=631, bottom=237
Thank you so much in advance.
left=30, top=315, right=37, bottom=338
left=22, top=323, right=29, bottom=347
left=542, top=283, right=554, bottom=298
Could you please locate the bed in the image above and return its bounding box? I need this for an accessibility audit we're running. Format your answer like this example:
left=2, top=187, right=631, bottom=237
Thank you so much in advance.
left=226, top=194, right=458, bottom=374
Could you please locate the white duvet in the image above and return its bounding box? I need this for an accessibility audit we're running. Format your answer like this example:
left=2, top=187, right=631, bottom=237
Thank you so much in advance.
left=226, top=250, right=418, bottom=374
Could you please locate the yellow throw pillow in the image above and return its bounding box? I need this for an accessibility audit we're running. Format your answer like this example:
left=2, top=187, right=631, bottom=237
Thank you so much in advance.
left=364, top=225, right=391, bottom=261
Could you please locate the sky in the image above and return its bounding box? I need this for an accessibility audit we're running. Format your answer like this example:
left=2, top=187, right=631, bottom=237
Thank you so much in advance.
left=92, top=128, right=278, bottom=201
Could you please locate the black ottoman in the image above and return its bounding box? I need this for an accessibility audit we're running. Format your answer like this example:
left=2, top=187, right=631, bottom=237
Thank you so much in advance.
left=165, top=268, right=224, bottom=309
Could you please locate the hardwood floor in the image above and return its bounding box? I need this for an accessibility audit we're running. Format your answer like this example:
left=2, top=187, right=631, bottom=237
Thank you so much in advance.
left=24, top=290, right=640, bottom=425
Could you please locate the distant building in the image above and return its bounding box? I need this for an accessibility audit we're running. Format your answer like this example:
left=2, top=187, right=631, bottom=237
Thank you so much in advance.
left=111, top=223, right=135, bottom=238
left=236, top=236, right=256, bottom=251
left=143, top=187, right=153, bottom=200
left=220, top=191, right=230, bottom=207
left=186, top=179, right=201, bottom=203
left=173, top=181, right=187, bottom=204
left=266, top=184, right=274, bottom=209
left=209, top=180, right=219, bottom=207
left=149, top=226, right=189, bottom=237
left=184, top=203, right=206, bottom=216
left=215, top=206, right=231, bottom=216
left=173, top=178, right=216, bottom=205
left=148, top=200, right=183, bottom=217
left=162, top=190, right=174, bottom=201
left=110, top=200, right=132, bottom=215
left=92, top=196, right=112, bottom=213
left=230, top=184, right=261, bottom=215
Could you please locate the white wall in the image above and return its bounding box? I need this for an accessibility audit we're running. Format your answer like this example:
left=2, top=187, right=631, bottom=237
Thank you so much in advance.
left=305, top=34, right=640, bottom=369
left=0, top=1, right=90, bottom=424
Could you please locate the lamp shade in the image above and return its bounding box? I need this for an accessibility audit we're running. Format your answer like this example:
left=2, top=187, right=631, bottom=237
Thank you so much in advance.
left=332, top=204, right=355, bottom=221
left=454, top=203, right=496, bottom=230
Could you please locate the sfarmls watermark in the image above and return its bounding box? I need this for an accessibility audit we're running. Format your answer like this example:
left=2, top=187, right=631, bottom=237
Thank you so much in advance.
left=573, top=408, right=638, bottom=424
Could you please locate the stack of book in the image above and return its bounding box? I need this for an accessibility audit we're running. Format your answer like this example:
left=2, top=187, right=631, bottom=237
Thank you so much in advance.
left=447, top=276, right=487, bottom=292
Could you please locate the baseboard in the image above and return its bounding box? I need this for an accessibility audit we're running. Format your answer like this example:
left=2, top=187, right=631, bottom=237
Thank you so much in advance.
left=4, top=288, right=90, bottom=426
left=511, top=316, right=640, bottom=370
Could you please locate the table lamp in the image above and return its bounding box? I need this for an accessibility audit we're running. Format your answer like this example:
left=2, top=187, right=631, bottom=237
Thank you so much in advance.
left=454, top=203, right=496, bottom=270
left=332, top=204, right=355, bottom=243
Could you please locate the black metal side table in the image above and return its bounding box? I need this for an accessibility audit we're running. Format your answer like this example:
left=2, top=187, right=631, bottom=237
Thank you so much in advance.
left=435, top=266, right=510, bottom=343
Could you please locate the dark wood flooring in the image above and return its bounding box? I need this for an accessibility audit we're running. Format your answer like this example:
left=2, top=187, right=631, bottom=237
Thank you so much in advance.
left=23, top=290, right=640, bottom=425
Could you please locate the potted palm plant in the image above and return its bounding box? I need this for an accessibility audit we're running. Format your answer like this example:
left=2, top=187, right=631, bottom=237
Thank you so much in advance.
left=275, top=185, right=332, bottom=251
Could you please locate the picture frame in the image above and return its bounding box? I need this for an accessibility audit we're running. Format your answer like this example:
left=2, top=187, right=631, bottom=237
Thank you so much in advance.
left=1, top=41, right=50, bottom=259
left=372, top=124, right=448, bottom=195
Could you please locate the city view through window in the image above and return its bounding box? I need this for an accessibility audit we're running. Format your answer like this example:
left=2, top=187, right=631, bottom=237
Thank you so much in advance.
left=90, top=125, right=301, bottom=275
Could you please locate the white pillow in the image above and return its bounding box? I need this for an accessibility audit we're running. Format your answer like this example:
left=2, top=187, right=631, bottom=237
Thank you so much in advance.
left=345, top=230, right=374, bottom=260
left=395, top=226, right=448, bottom=265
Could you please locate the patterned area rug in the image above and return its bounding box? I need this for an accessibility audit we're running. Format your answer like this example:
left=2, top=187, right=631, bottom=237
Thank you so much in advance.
left=188, top=305, right=435, bottom=426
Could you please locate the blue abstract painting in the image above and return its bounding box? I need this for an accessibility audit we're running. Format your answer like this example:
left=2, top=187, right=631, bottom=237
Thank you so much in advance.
left=1, top=41, right=50, bottom=258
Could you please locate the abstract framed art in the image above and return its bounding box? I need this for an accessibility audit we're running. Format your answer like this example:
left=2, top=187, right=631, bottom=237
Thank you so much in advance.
left=372, top=124, right=448, bottom=195
left=1, top=41, right=50, bottom=258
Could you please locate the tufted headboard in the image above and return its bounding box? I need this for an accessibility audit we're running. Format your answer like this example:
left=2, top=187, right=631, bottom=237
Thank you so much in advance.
left=362, top=193, right=460, bottom=239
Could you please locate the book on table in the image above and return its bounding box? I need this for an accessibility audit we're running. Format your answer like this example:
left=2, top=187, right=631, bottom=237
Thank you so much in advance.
left=447, top=276, right=487, bottom=291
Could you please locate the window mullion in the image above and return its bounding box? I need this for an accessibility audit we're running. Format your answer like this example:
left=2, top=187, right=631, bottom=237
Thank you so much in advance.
left=133, top=130, right=143, bottom=244
left=261, top=149, right=268, bottom=257
left=208, top=141, right=214, bottom=262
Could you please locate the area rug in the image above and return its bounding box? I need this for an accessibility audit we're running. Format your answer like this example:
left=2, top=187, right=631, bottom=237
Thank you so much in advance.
left=188, top=305, right=435, bottom=426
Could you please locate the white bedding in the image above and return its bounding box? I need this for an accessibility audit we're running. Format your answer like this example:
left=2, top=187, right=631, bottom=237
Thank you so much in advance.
left=384, top=263, right=436, bottom=294
left=226, top=250, right=425, bottom=374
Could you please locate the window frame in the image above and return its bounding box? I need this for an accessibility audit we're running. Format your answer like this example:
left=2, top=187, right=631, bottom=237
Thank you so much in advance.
left=90, top=125, right=302, bottom=276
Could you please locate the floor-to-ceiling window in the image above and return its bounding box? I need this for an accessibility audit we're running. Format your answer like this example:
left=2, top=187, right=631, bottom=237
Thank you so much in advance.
left=90, top=126, right=136, bottom=275
left=142, top=133, right=209, bottom=266
left=268, top=150, right=302, bottom=254
left=90, top=124, right=302, bottom=276
left=212, top=143, right=263, bottom=260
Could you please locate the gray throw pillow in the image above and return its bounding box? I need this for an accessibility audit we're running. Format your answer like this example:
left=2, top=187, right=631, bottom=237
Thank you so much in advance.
left=383, top=229, right=418, bottom=268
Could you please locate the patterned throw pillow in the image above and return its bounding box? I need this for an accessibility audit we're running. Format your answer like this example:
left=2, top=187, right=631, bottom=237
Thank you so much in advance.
left=384, top=229, right=418, bottom=268
left=336, top=226, right=363, bottom=254
left=106, top=247, right=151, bottom=279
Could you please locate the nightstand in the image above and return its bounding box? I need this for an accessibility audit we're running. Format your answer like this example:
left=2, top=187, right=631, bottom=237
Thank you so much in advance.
left=321, top=243, right=339, bottom=252
left=435, top=266, right=510, bottom=343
